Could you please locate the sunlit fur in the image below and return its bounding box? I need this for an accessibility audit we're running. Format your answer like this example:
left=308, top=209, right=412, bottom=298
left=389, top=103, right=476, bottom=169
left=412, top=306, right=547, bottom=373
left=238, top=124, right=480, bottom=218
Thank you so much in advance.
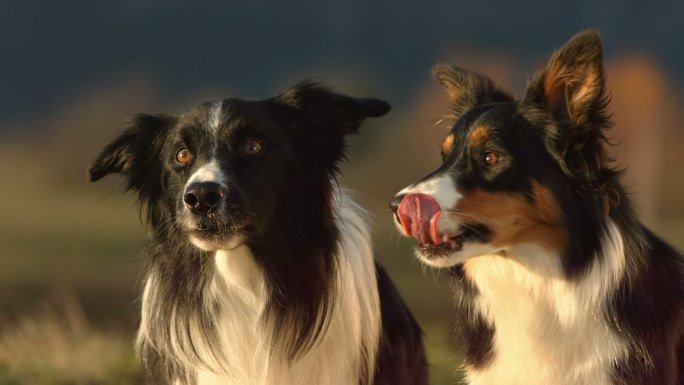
left=392, top=31, right=684, bottom=384
left=138, top=189, right=381, bottom=385
left=90, top=82, right=427, bottom=385
left=463, top=223, right=629, bottom=384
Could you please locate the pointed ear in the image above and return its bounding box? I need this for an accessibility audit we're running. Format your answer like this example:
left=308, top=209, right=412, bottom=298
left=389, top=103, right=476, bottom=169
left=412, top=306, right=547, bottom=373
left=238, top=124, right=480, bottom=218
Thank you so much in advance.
left=276, top=80, right=391, bottom=134
left=523, top=30, right=606, bottom=127
left=522, top=30, right=611, bottom=180
left=432, top=63, right=513, bottom=120
left=88, top=114, right=174, bottom=183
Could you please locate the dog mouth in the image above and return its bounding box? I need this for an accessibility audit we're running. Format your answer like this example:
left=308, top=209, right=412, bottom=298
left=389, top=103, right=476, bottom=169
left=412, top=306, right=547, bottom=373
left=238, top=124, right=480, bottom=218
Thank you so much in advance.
left=184, top=214, right=255, bottom=239
left=185, top=219, right=256, bottom=251
left=189, top=223, right=254, bottom=237
left=417, top=227, right=479, bottom=258
left=190, top=226, right=228, bottom=238
left=395, top=193, right=489, bottom=259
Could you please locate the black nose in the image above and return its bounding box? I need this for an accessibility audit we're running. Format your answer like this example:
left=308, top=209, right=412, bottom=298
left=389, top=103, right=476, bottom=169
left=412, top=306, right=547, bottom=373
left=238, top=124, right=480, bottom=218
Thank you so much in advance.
left=389, top=193, right=407, bottom=214
left=184, top=182, right=224, bottom=215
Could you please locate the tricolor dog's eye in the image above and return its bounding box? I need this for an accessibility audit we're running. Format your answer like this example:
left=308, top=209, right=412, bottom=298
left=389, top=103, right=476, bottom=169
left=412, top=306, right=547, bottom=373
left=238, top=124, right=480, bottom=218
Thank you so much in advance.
left=242, top=138, right=264, bottom=156
left=176, top=147, right=193, bottom=164
left=483, top=151, right=501, bottom=166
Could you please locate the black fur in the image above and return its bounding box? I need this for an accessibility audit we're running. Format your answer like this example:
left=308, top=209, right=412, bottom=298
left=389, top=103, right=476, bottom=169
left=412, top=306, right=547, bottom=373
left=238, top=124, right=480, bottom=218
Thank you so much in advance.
left=447, top=266, right=495, bottom=370
left=395, top=30, right=684, bottom=383
left=374, top=265, right=428, bottom=385
left=90, top=81, right=427, bottom=384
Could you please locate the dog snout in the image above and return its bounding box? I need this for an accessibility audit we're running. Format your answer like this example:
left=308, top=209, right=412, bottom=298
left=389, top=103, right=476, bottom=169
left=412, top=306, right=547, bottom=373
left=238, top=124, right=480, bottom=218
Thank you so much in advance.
left=390, top=193, right=407, bottom=216
left=392, top=193, right=444, bottom=245
left=184, top=182, right=225, bottom=215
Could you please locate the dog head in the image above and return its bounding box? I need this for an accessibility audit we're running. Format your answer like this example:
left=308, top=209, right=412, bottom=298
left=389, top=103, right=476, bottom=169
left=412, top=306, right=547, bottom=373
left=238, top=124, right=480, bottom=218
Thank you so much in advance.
left=391, top=31, right=615, bottom=270
left=89, top=81, right=390, bottom=252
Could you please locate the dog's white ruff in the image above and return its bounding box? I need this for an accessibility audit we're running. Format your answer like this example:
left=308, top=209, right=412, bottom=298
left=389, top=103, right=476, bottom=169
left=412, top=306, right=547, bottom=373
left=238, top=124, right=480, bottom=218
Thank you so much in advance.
left=137, top=188, right=381, bottom=385
left=463, top=221, right=629, bottom=385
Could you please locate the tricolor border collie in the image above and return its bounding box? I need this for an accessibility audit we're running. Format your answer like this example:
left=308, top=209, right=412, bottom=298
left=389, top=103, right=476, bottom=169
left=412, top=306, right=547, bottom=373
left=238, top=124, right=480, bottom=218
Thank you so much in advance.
left=89, top=82, right=427, bottom=385
left=391, top=31, right=683, bottom=384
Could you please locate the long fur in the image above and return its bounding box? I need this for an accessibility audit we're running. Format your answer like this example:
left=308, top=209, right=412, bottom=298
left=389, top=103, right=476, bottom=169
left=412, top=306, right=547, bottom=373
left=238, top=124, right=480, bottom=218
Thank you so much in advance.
left=392, top=30, right=684, bottom=384
left=90, top=82, right=428, bottom=385
left=136, top=189, right=381, bottom=385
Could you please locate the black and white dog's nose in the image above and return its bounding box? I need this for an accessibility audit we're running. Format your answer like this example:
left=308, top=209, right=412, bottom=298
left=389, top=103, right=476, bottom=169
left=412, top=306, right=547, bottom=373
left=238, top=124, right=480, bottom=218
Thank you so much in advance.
left=184, top=182, right=224, bottom=215
left=389, top=193, right=407, bottom=215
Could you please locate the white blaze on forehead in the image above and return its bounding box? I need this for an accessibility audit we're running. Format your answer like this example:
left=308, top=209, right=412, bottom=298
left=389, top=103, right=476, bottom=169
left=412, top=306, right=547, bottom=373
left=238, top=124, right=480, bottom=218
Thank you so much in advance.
left=211, top=100, right=223, bottom=132
left=187, top=160, right=226, bottom=186
left=398, top=175, right=461, bottom=209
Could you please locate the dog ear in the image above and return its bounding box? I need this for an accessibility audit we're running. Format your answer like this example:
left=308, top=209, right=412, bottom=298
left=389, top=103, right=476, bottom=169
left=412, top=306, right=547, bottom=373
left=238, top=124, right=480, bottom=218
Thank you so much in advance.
left=277, top=80, right=391, bottom=134
left=523, top=30, right=606, bottom=128
left=522, top=30, right=610, bottom=178
left=432, top=63, right=513, bottom=120
left=88, top=114, right=174, bottom=183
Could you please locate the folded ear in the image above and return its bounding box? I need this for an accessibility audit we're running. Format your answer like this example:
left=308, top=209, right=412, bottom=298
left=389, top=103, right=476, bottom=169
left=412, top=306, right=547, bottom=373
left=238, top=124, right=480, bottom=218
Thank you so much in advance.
left=88, top=114, right=174, bottom=185
left=432, top=63, right=513, bottom=120
left=522, top=30, right=610, bottom=178
left=276, top=80, right=391, bottom=134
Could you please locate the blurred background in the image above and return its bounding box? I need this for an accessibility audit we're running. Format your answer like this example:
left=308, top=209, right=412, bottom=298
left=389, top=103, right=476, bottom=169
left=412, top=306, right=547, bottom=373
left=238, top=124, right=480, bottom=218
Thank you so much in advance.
left=1, top=1, right=683, bottom=384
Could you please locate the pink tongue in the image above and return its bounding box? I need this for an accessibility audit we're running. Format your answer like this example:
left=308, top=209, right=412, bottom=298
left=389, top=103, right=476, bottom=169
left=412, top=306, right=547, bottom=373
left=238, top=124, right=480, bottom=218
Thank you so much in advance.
left=397, top=193, right=444, bottom=245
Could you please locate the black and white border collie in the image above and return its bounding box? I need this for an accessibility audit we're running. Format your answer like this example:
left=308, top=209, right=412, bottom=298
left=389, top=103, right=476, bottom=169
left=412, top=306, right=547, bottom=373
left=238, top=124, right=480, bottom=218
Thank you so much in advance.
left=391, top=31, right=683, bottom=384
left=89, top=81, right=427, bottom=385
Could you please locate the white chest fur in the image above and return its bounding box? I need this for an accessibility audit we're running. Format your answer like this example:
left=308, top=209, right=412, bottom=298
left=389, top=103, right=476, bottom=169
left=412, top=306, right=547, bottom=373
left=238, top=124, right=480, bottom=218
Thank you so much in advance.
left=463, top=222, right=629, bottom=385
left=194, top=190, right=380, bottom=385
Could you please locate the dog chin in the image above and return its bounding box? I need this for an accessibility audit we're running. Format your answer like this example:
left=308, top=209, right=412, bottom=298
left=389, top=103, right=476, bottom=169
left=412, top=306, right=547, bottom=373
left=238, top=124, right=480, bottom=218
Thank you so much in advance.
left=189, top=232, right=246, bottom=251
left=415, top=249, right=464, bottom=268
left=415, top=242, right=498, bottom=268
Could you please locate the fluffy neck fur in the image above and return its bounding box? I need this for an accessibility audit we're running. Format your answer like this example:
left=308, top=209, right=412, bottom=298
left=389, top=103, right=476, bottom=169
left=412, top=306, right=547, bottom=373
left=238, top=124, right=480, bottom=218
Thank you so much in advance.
left=136, top=188, right=381, bottom=385
left=461, top=220, right=629, bottom=385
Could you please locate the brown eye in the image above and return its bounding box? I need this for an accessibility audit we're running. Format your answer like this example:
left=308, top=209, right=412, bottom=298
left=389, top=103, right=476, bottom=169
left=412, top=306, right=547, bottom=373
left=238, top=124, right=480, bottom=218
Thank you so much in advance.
left=242, top=139, right=264, bottom=156
left=483, top=151, right=500, bottom=166
left=176, top=147, right=193, bottom=164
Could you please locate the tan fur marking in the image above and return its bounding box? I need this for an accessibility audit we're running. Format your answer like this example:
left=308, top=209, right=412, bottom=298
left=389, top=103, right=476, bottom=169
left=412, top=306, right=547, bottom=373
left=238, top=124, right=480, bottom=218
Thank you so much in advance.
left=451, top=181, right=565, bottom=253
left=469, top=126, right=490, bottom=146
left=442, top=134, right=455, bottom=156
left=543, top=66, right=563, bottom=101
left=543, top=59, right=601, bottom=123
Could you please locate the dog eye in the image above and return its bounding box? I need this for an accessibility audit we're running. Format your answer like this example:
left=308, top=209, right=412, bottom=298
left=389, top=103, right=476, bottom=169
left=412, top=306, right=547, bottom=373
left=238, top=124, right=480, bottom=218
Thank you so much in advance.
left=483, top=151, right=501, bottom=166
left=242, top=139, right=264, bottom=156
left=176, top=147, right=193, bottom=164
